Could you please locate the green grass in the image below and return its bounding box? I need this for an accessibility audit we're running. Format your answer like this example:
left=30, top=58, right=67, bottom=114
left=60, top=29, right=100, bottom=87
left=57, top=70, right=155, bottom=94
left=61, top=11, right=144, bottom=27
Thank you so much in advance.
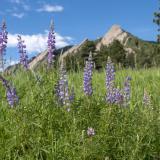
left=0, top=68, right=159, bottom=159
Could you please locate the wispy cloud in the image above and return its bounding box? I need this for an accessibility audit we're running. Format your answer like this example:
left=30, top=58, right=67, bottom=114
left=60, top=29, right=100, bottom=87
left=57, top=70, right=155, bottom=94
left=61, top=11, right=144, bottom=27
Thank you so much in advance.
left=37, top=4, right=64, bottom=12
left=12, top=13, right=25, bottom=18
left=9, top=0, right=31, bottom=11
left=8, top=31, right=72, bottom=53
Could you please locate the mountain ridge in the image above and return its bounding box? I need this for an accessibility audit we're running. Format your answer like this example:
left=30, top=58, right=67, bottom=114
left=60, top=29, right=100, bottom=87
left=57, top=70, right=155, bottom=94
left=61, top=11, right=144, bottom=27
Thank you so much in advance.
left=5, top=24, right=158, bottom=72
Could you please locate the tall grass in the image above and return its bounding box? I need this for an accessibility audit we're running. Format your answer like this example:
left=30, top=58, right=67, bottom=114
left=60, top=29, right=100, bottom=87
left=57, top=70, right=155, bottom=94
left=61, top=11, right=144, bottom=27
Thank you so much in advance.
left=0, top=68, right=159, bottom=159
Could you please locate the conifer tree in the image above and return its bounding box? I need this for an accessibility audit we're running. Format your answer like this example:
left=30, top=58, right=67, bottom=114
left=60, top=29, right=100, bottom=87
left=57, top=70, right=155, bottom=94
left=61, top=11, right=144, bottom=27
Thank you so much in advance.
left=153, top=0, right=160, bottom=43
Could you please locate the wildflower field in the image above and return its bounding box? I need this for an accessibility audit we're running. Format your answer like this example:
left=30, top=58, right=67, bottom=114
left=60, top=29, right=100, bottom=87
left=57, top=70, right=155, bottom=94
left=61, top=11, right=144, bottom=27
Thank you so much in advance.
left=0, top=19, right=159, bottom=159
left=0, top=67, right=159, bottom=159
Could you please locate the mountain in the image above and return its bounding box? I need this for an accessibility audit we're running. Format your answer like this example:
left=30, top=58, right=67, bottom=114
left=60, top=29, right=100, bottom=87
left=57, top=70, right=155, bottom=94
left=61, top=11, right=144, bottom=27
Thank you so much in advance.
left=96, top=24, right=137, bottom=55
left=29, top=24, right=138, bottom=69
left=5, top=24, right=158, bottom=72
left=59, top=38, right=89, bottom=61
left=59, top=25, right=158, bottom=69
left=60, top=25, right=156, bottom=61
left=5, top=45, right=73, bottom=73
left=96, top=25, right=129, bottom=49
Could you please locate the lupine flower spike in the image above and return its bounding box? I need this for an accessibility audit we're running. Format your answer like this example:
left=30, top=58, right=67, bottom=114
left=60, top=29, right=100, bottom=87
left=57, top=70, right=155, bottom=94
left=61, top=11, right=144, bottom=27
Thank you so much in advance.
left=106, top=57, right=124, bottom=105
left=83, top=52, right=93, bottom=96
left=6, top=87, right=19, bottom=107
left=47, top=19, right=56, bottom=68
left=17, top=35, right=28, bottom=69
left=106, top=56, right=116, bottom=104
left=114, top=88, right=124, bottom=105
left=123, top=76, right=131, bottom=106
left=0, top=20, right=8, bottom=70
left=143, top=89, right=151, bottom=107
left=0, top=75, right=18, bottom=107
left=55, top=60, right=74, bottom=108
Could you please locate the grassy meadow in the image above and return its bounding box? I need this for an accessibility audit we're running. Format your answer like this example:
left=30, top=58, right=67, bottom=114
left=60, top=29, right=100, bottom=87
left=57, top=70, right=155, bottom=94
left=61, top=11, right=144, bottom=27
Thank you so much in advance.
left=0, top=68, right=159, bottom=159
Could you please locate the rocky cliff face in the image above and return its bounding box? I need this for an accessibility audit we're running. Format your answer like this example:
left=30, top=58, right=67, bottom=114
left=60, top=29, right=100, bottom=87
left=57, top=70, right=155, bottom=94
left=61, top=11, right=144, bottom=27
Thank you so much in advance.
left=59, top=24, right=136, bottom=63
left=29, top=50, right=47, bottom=69
left=96, top=25, right=135, bottom=54
left=96, top=25, right=128, bottom=50
left=59, top=38, right=89, bottom=62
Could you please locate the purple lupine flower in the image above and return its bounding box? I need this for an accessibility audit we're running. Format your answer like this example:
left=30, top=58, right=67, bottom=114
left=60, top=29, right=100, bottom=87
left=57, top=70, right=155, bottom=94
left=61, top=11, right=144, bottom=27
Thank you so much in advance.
left=106, top=57, right=116, bottom=103
left=0, top=75, right=18, bottom=107
left=106, top=57, right=115, bottom=90
left=55, top=61, right=74, bottom=106
left=114, top=88, right=124, bottom=105
left=106, top=88, right=116, bottom=104
left=105, top=57, right=125, bottom=105
left=123, top=76, right=131, bottom=106
left=17, top=35, right=28, bottom=69
left=6, top=87, right=19, bottom=107
left=106, top=87, right=123, bottom=105
left=83, top=52, right=93, bottom=96
left=69, top=86, right=75, bottom=102
left=143, top=89, right=151, bottom=107
left=87, top=127, right=95, bottom=137
left=0, top=20, right=8, bottom=70
left=47, top=19, right=56, bottom=68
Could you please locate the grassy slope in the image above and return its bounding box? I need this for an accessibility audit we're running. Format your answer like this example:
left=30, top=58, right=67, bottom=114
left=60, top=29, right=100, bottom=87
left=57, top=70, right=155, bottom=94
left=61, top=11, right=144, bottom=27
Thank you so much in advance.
left=0, top=68, right=159, bottom=159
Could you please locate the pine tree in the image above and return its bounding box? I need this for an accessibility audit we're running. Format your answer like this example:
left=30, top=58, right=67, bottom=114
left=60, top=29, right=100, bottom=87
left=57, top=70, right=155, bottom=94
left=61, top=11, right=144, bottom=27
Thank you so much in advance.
left=153, top=0, right=160, bottom=43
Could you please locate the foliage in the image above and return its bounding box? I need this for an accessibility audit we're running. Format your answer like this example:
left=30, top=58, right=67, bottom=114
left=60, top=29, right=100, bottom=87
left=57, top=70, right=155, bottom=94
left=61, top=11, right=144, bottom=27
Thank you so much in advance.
left=0, top=68, right=159, bottom=159
left=64, top=37, right=160, bottom=70
left=153, top=0, right=160, bottom=42
left=65, top=40, right=127, bottom=71
left=107, top=40, right=126, bottom=65
left=65, top=40, right=96, bottom=71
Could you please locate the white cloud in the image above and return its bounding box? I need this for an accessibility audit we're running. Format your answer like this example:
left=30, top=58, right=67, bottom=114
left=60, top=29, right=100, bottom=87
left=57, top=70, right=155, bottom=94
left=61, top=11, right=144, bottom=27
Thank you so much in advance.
left=7, top=32, right=72, bottom=53
left=10, top=60, right=19, bottom=65
left=12, top=13, right=25, bottom=18
left=6, top=60, right=19, bottom=66
left=37, top=4, right=64, bottom=12
left=10, top=0, right=31, bottom=11
left=2, top=59, right=19, bottom=70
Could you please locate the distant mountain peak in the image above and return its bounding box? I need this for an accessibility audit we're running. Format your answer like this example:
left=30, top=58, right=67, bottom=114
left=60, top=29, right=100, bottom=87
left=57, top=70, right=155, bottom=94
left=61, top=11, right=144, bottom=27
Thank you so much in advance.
left=108, top=24, right=123, bottom=32
left=96, top=24, right=129, bottom=50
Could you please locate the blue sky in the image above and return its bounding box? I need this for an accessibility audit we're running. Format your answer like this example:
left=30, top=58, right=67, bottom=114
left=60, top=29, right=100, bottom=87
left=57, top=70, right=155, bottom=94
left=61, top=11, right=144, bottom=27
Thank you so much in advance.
left=0, top=0, right=158, bottom=66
